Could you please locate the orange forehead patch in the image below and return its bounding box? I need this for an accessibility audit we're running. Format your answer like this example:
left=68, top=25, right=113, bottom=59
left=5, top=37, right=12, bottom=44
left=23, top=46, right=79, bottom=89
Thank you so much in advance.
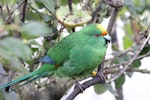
left=96, top=24, right=108, bottom=36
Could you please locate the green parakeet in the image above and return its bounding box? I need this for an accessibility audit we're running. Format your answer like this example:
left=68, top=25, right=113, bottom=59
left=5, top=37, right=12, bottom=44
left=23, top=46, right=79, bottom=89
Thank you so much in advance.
left=0, top=23, right=110, bottom=90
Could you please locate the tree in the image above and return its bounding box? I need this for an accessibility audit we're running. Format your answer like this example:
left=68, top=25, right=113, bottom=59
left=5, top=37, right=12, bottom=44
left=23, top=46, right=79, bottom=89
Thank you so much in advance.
left=0, top=0, right=150, bottom=100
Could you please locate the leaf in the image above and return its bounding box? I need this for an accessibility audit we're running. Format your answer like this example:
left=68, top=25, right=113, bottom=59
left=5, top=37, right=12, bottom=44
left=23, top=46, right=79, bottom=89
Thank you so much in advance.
left=42, top=14, right=53, bottom=22
left=35, top=0, right=55, bottom=14
left=112, top=44, right=119, bottom=51
left=60, top=0, right=79, bottom=5
left=140, top=44, right=150, bottom=55
left=127, top=59, right=141, bottom=77
left=115, top=74, right=125, bottom=89
left=105, top=84, right=118, bottom=96
left=124, top=0, right=137, bottom=16
left=0, top=37, right=32, bottom=61
left=93, top=84, right=107, bottom=95
left=21, top=21, right=51, bottom=39
left=26, top=9, right=41, bottom=21
left=123, top=35, right=133, bottom=50
left=133, top=0, right=146, bottom=14
left=113, top=52, right=131, bottom=64
left=142, top=17, right=148, bottom=26
left=130, top=59, right=141, bottom=68
left=0, top=47, right=23, bottom=70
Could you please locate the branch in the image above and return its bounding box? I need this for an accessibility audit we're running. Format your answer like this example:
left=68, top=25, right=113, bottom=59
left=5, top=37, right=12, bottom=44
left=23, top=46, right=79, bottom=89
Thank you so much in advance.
left=112, top=52, right=150, bottom=68
left=66, top=64, right=150, bottom=100
left=106, top=23, right=150, bottom=83
left=21, top=0, right=28, bottom=22
left=104, top=67, right=150, bottom=74
left=10, top=0, right=25, bottom=15
left=68, top=0, right=73, bottom=15
left=104, top=0, right=124, bottom=8
left=0, top=5, right=6, bottom=23
left=107, top=8, right=118, bottom=34
left=66, top=76, right=103, bottom=100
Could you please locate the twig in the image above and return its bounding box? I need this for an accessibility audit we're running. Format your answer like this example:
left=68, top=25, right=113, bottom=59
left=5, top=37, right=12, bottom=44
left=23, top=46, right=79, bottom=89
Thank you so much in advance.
left=21, top=0, right=28, bottom=22
left=106, top=23, right=150, bottom=83
left=112, top=52, right=150, bottom=68
left=104, top=67, right=150, bottom=74
left=91, top=2, right=102, bottom=23
left=8, top=71, right=15, bottom=82
left=0, top=5, right=6, bottom=23
left=6, top=5, right=12, bottom=24
left=10, top=0, right=25, bottom=15
left=68, top=0, right=73, bottom=15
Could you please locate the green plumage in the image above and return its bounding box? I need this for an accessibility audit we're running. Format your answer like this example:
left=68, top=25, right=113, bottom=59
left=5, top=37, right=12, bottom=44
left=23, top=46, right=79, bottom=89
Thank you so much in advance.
left=0, top=23, right=109, bottom=90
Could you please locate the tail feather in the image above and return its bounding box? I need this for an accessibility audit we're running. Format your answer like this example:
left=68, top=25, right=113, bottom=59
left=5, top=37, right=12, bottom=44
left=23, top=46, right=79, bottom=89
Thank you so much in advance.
left=0, top=64, right=56, bottom=91
left=0, top=71, right=38, bottom=90
left=11, top=72, right=48, bottom=91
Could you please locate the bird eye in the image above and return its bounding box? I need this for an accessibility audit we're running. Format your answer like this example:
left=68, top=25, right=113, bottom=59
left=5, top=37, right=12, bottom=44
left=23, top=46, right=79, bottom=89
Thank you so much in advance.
left=95, top=34, right=99, bottom=37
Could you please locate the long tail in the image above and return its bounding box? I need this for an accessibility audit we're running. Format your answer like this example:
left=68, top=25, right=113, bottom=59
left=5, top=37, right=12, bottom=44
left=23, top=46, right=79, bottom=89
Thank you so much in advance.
left=0, top=64, right=56, bottom=91
left=0, top=71, right=45, bottom=91
left=0, top=56, right=56, bottom=91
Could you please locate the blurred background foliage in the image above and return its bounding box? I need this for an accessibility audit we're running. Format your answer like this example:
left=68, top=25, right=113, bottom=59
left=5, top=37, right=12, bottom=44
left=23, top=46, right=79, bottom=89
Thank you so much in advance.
left=0, top=0, right=150, bottom=100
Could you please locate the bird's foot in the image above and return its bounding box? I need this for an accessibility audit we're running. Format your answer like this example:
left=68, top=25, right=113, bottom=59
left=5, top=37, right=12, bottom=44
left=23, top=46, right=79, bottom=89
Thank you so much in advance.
left=92, top=71, right=105, bottom=84
left=73, top=78, right=85, bottom=93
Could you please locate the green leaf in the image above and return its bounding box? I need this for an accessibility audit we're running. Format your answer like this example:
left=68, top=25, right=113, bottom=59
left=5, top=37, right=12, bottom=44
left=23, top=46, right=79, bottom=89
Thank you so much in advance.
left=93, top=84, right=107, bottom=95
left=140, top=44, right=150, bottom=55
left=142, top=17, right=148, bottom=26
left=112, top=44, right=119, bottom=51
left=115, top=74, right=125, bottom=89
left=60, top=0, right=79, bottom=5
left=21, top=21, right=51, bottom=39
left=0, top=37, right=32, bottom=61
left=26, top=9, right=41, bottom=21
left=113, top=52, right=131, bottom=64
left=106, top=84, right=118, bottom=96
left=124, top=0, right=137, bottom=16
left=35, top=0, right=55, bottom=14
left=124, top=23, right=133, bottom=36
left=123, top=35, right=133, bottom=50
left=0, top=48, right=23, bottom=70
left=130, top=59, right=141, bottom=68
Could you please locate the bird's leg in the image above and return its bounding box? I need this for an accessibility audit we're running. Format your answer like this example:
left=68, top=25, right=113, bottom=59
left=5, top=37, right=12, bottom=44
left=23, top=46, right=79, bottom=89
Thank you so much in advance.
left=72, top=78, right=85, bottom=93
left=92, top=71, right=105, bottom=83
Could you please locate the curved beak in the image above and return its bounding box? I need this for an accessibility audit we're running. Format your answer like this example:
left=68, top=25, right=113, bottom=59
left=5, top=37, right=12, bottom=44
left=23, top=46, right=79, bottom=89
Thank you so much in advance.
left=104, top=34, right=111, bottom=44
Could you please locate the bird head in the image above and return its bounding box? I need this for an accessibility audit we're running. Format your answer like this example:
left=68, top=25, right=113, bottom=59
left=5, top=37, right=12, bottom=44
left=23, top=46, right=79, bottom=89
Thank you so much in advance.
left=96, top=24, right=111, bottom=44
left=83, top=24, right=111, bottom=44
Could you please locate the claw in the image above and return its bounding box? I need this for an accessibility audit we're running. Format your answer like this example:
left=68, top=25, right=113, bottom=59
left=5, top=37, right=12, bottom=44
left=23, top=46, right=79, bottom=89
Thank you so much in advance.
left=92, top=71, right=105, bottom=83
left=73, top=78, right=85, bottom=93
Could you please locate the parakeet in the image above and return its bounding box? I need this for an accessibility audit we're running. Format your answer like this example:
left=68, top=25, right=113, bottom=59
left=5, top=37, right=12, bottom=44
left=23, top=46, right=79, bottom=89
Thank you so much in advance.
left=0, top=23, right=110, bottom=90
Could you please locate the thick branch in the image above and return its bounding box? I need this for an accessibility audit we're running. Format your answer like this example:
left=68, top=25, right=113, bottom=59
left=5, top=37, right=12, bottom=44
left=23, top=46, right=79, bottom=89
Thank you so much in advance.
left=107, top=8, right=118, bottom=34
left=104, top=0, right=124, bottom=8
left=66, top=76, right=103, bottom=100
left=66, top=66, right=150, bottom=100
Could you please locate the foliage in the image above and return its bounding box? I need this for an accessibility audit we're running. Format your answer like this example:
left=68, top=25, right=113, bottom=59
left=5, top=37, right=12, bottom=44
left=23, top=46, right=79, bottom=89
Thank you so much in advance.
left=0, top=0, right=150, bottom=99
